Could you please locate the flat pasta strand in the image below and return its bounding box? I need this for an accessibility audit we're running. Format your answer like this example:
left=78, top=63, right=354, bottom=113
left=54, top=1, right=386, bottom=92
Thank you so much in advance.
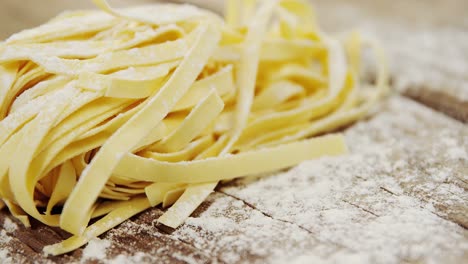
left=115, top=134, right=347, bottom=183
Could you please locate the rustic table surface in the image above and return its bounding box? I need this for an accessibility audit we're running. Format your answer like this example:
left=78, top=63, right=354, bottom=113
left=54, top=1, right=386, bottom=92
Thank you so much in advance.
left=0, top=0, right=467, bottom=263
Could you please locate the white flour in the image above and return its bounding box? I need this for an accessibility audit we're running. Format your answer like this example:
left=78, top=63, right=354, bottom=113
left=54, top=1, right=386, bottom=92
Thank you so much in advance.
left=221, top=97, right=468, bottom=264
left=81, top=238, right=111, bottom=262
left=2, top=218, right=17, bottom=233
left=0, top=249, right=12, bottom=264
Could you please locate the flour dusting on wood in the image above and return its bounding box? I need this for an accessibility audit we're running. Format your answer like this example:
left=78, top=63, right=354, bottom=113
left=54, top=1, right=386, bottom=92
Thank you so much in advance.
left=221, top=97, right=468, bottom=264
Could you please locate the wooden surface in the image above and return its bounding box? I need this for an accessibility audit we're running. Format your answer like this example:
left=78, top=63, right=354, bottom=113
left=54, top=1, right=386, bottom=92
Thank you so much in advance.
left=0, top=0, right=467, bottom=263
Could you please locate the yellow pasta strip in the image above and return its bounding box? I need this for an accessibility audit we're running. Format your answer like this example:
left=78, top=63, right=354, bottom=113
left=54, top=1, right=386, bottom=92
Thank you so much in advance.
left=111, top=186, right=145, bottom=195
left=0, top=129, right=25, bottom=192
left=60, top=24, right=220, bottom=235
left=252, top=80, right=305, bottom=111
left=158, top=182, right=216, bottom=228
left=173, top=65, right=234, bottom=112
left=99, top=194, right=129, bottom=201
left=162, top=187, right=186, bottom=208
left=133, top=121, right=169, bottom=152
left=144, top=135, right=214, bottom=162
left=49, top=111, right=149, bottom=176
left=91, top=200, right=127, bottom=219
left=237, top=36, right=349, bottom=145
left=44, top=196, right=151, bottom=256
left=212, top=111, right=235, bottom=135
left=277, top=5, right=298, bottom=39
left=45, top=161, right=76, bottom=215
left=237, top=72, right=352, bottom=146
left=0, top=87, right=83, bottom=188
left=17, top=61, right=36, bottom=75
left=116, top=181, right=148, bottom=189
left=3, top=199, right=30, bottom=227
left=269, top=63, right=326, bottom=88
left=259, top=87, right=384, bottom=149
left=237, top=123, right=309, bottom=151
left=259, top=41, right=389, bottom=148
left=145, top=183, right=186, bottom=207
left=154, top=90, right=224, bottom=152
left=70, top=154, right=88, bottom=176
left=156, top=133, right=224, bottom=227
left=240, top=0, right=257, bottom=26
left=9, top=87, right=79, bottom=226
left=111, top=24, right=185, bottom=50
left=76, top=61, right=179, bottom=98
left=103, top=188, right=135, bottom=199
left=280, top=0, right=318, bottom=29
left=0, top=63, right=19, bottom=119
left=116, top=134, right=347, bottom=183
left=213, top=38, right=325, bottom=63
left=100, top=188, right=131, bottom=201
left=268, top=105, right=370, bottom=148
left=40, top=97, right=130, bottom=151
left=0, top=88, right=69, bottom=146
left=76, top=102, right=145, bottom=140
left=0, top=41, right=113, bottom=62
left=1, top=67, right=50, bottom=118
left=10, top=76, right=71, bottom=113
left=34, top=101, right=134, bottom=181
left=344, top=31, right=362, bottom=78
left=1, top=25, right=184, bottom=63
left=261, top=39, right=325, bottom=61
left=30, top=38, right=188, bottom=76
left=196, top=134, right=230, bottom=159
left=222, top=0, right=279, bottom=154
left=43, top=106, right=168, bottom=177
left=225, top=0, right=240, bottom=27
left=148, top=92, right=227, bottom=228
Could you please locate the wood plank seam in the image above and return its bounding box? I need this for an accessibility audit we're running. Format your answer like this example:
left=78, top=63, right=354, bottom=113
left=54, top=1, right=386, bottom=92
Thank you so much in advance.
left=403, top=91, right=468, bottom=123
left=128, top=212, right=217, bottom=261
left=342, top=199, right=380, bottom=217
left=216, top=189, right=354, bottom=253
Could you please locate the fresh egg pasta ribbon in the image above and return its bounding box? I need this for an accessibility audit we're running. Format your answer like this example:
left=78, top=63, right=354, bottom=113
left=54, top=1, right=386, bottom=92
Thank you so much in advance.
left=0, top=0, right=388, bottom=255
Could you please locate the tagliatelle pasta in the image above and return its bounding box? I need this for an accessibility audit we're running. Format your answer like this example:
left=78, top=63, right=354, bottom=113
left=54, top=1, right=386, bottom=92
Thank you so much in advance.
left=0, top=0, right=388, bottom=255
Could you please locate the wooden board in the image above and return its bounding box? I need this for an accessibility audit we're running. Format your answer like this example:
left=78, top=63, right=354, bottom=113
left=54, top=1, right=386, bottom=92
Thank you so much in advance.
left=0, top=0, right=467, bottom=263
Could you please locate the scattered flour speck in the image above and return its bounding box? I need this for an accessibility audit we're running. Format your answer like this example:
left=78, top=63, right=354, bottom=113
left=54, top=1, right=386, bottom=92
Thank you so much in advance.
left=0, top=249, right=13, bottom=264
left=3, top=218, right=17, bottom=233
left=109, top=252, right=148, bottom=264
left=81, top=238, right=111, bottom=261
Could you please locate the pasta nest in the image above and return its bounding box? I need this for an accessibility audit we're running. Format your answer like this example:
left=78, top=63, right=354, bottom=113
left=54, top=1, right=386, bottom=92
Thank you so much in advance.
left=0, top=0, right=388, bottom=255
